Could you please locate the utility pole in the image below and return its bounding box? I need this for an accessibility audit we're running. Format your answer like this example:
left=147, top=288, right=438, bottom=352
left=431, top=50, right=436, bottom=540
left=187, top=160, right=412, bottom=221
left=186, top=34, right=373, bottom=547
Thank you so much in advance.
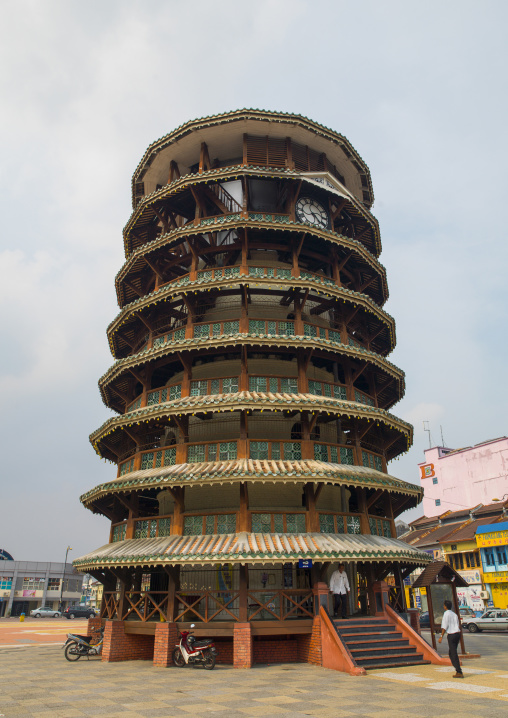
left=59, top=546, right=72, bottom=612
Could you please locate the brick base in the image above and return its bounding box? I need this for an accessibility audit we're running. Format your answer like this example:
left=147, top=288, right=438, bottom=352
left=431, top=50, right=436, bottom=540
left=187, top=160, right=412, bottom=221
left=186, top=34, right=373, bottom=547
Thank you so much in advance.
left=253, top=637, right=298, bottom=664
left=101, top=620, right=154, bottom=663
left=233, top=623, right=252, bottom=669
left=153, top=622, right=178, bottom=667
left=297, top=617, right=322, bottom=665
left=87, top=616, right=103, bottom=635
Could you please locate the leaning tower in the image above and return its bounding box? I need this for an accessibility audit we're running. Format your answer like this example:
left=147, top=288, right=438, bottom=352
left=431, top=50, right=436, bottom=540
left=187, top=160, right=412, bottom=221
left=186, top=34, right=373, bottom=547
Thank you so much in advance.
left=75, top=110, right=430, bottom=666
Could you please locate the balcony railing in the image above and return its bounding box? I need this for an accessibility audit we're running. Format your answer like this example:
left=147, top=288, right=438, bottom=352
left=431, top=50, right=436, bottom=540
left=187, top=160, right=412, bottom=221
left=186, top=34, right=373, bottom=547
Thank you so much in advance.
left=117, top=440, right=384, bottom=476
left=101, top=588, right=315, bottom=623
left=125, top=376, right=377, bottom=413
left=318, top=513, right=361, bottom=534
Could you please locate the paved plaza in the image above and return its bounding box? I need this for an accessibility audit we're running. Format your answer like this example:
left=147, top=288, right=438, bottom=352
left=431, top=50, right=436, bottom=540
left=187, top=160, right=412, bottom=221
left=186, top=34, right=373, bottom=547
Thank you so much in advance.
left=1, top=641, right=508, bottom=718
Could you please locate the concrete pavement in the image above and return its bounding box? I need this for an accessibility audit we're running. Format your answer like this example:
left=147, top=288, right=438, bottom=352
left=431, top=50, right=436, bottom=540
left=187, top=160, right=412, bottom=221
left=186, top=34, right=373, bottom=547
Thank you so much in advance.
left=0, top=617, right=89, bottom=647
left=1, top=642, right=508, bottom=718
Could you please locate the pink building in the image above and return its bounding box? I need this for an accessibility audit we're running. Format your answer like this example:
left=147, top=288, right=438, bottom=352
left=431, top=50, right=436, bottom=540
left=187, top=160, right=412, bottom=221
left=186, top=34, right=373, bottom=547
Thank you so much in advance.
left=419, top=437, right=508, bottom=516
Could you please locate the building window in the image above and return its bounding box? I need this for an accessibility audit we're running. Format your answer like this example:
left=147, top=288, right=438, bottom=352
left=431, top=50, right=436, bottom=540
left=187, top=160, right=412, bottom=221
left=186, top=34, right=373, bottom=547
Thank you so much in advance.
left=484, top=548, right=496, bottom=567
left=22, top=577, right=45, bottom=590
left=435, top=499, right=441, bottom=506
left=48, top=578, right=60, bottom=590
left=0, top=577, right=12, bottom=590
left=496, top=547, right=508, bottom=566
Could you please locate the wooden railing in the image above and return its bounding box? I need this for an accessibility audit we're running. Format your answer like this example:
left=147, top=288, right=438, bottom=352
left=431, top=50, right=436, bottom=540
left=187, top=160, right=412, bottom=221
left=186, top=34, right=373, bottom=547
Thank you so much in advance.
left=174, top=590, right=241, bottom=622
left=117, top=439, right=370, bottom=476
left=101, top=588, right=315, bottom=623
left=247, top=590, right=314, bottom=621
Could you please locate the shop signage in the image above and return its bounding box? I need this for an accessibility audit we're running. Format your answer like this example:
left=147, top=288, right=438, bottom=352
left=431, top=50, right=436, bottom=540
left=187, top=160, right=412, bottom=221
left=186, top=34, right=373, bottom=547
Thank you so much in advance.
left=298, top=559, right=313, bottom=569
left=476, top=530, right=508, bottom=548
left=459, top=569, right=482, bottom=585
left=483, top=571, right=508, bottom=584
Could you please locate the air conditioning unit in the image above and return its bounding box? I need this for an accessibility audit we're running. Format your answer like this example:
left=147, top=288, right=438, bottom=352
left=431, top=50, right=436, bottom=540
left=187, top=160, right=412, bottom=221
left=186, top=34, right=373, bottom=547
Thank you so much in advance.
left=480, top=591, right=489, bottom=600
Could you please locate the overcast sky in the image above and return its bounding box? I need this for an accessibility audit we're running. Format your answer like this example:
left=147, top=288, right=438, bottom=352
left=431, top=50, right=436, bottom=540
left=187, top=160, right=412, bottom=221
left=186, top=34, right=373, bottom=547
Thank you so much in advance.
left=1, top=0, right=507, bottom=562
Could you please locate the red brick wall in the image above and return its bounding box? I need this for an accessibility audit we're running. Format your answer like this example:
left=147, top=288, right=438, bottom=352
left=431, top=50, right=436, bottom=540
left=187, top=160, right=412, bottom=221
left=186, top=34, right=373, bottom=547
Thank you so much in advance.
left=153, top=622, right=178, bottom=667
left=87, top=616, right=103, bottom=635
left=214, top=638, right=234, bottom=664
left=253, top=638, right=298, bottom=664
left=101, top=620, right=154, bottom=663
left=233, top=623, right=252, bottom=669
left=297, top=617, right=322, bottom=665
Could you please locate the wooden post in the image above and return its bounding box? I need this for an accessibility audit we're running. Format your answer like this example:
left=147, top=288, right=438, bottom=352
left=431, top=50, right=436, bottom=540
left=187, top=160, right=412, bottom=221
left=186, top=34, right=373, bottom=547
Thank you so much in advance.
left=240, top=347, right=249, bottom=391
left=294, top=297, right=304, bottom=336
left=170, top=487, right=185, bottom=535
left=357, top=488, right=371, bottom=535
left=301, top=412, right=313, bottom=461
left=238, top=411, right=248, bottom=460
left=297, top=350, right=309, bottom=393
left=239, top=564, right=249, bottom=622
left=239, top=482, right=249, bottom=532
left=164, top=566, right=180, bottom=622
left=304, top=483, right=319, bottom=532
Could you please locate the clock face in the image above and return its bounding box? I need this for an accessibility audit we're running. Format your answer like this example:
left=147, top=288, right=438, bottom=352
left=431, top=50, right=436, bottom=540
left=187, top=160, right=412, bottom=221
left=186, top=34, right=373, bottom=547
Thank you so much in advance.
left=295, top=197, right=329, bottom=229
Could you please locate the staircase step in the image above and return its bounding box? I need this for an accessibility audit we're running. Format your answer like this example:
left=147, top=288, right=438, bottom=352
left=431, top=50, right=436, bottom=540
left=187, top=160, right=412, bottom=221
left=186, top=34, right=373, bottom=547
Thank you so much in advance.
left=346, top=638, right=410, bottom=649
left=363, top=659, right=432, bottom=670
left=356, top=653, right=427, bottom=668
left=335, top=625, right=396, bottom=634
left=351, top=646, right=417, bottom=657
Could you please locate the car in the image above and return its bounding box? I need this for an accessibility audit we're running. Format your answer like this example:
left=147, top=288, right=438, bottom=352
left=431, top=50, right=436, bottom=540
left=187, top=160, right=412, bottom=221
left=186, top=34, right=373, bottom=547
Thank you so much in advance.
left=462, top=609, right=508, bottom=633
left=63, top=606, right=97, bottom=619
left=459, top=606, right=476, bottom=619
left=419, top=611, right=430, bottom=629
left=30, top=607, right=61, bottom=618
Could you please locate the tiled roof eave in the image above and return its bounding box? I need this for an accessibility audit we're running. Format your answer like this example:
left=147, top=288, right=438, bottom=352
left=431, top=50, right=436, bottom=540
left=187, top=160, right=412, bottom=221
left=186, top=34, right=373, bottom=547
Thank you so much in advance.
left=90, top=391, right=413, bottom=450
left=73, top=532, right=432, bottom=571
left=79, top=459, right=423, bottom=507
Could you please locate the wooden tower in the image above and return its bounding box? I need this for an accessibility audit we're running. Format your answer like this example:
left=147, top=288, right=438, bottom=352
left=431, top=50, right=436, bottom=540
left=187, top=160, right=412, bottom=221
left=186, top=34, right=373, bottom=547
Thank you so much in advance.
left=75, top=110, right=431, bottom=665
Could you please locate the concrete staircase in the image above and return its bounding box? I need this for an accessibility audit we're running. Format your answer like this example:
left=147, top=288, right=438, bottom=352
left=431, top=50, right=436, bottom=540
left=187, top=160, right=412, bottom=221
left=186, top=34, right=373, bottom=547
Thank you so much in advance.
left=333, top=616, right=431, bottom=670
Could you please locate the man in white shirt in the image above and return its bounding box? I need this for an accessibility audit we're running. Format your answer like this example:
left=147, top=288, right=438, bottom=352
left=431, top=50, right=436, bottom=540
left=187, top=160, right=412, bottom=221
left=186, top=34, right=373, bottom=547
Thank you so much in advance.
left=438, top=599, right=464, bottom=678
left=329, top=563, right=350, bottom=619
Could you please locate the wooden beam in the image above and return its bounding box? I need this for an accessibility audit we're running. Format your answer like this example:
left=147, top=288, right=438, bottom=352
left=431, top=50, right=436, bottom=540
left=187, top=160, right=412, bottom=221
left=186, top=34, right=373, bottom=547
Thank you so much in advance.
left=366, top=489, right=384, bottom=512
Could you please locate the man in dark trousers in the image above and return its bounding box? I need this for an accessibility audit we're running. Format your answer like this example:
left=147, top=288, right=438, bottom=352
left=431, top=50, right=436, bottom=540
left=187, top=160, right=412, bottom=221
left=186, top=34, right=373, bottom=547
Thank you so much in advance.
left=438, top=599, right=464, bottom=678
left=329, top=563, right=350, bottom=619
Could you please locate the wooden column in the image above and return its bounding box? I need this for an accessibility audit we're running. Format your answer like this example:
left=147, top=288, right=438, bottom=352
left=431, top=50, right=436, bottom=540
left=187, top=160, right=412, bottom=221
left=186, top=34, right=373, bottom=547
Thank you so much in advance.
left=385, top=494, right=397, bottom=538
left=179, top=354, right=192, bottom=398
left=240, top=285, right=249, bottom=334
left=297, top=350, right=309, bottom=393
left=301, top=412, right=313, bottom=460
left=164, top=566, right=180, bottom=622
left=240, top=228, right=249, bottom=272
left=239, top=564, right=249, bottom=622
left=239, top=482, right=250, bottom=531
left=170, top=487, right=185, bottom=535
left=304, top=483, right=319, bottom=532
left=175, top=415, right=189, bottom=463
left=125, top=494, right=139, bottom=539
left=238, top=411, right=248, bottom=460
left=357, top=488, right=371, bottom=535
left=240, top=347, right=249, bottom=391
left=294, top=297, right=304, bottom=336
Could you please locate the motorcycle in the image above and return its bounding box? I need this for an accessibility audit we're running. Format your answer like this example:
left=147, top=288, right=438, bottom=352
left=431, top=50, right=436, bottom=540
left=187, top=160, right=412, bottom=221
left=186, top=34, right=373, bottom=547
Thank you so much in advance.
left=173, top=624, right=218, bottom=669
left=62, top=626, right=104, bottom=661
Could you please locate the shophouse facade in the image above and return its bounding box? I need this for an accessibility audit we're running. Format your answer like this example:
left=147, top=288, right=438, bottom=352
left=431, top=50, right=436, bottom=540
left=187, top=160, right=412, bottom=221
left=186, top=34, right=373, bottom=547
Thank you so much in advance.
left=401, top=502, right=508, bottom=614
left=418, top=437, right=508, bottom=516
left=0, top=560, right=84, bottom=616
left=476, top=521, right=508, bottom=610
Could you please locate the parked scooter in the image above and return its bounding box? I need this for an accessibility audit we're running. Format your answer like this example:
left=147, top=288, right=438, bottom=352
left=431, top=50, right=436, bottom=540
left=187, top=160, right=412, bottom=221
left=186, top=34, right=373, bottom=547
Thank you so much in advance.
left=173, top=624, right=218, bottom=669
left=62, top=626, right=104, bottom=661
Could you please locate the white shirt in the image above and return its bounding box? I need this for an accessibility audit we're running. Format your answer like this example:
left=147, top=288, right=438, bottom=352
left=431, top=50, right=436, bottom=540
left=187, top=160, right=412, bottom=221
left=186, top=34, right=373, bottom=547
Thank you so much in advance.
left=441, top=609, right=461, bottom=634
left=329, top=570, right=350, bottom=595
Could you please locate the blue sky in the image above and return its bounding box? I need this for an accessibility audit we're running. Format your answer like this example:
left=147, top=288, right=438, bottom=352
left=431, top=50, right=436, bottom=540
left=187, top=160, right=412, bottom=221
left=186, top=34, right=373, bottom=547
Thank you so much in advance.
left=1, top=0, right=507, bottom=560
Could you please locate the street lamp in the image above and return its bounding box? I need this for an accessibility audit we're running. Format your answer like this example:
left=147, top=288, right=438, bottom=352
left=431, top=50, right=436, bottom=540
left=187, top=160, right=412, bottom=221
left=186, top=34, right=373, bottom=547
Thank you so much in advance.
left=492, top=494, right=508, bottom=502
left=59, top=546, right=72, bottom=612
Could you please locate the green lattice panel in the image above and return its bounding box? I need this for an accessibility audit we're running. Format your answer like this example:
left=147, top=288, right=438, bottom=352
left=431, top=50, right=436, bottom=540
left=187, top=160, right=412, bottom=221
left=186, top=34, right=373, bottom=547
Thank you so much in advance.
left=219, top=442, right=237, bottom=461
left=346, top=516, right=361, bottom=535
left=164, top=447, right=176, bottom=466
left=340, top=447, right=354, bottom=465
left=217, top=514, right=236, bottom=533
left=314, top=444, right=329, bottom=462
left=252, top=514, right=271, bottom=532
left=286, top=514, right=306, bottom=533
left=319, top=514, right=335, bottom=533
left=187, top=445, right=206, bottom=463
left=249, top=377, right=267, bottom=392
left=273, top=514, right=284, bottom=532
left=141, top=453, right=154, bottom=470
left=250, top=441, right=268, bottom=460
left=280, top=378, right=298, bottom=393
left=283, top=442, right=301, bottom=460
left=158, top=518, right=171, bottom=537
left=169, top=385, right=181, bottom=400
left=224, top=321, right=239, bottom=335
left=135, top=520, right=148, bottom=539
left=222, top=377, right=238, bottom=392
left=205, top=515, right=215, bottom=534
left=191, top=380, right=208, bottom=396
left=184, top=516, right=204, bottom=535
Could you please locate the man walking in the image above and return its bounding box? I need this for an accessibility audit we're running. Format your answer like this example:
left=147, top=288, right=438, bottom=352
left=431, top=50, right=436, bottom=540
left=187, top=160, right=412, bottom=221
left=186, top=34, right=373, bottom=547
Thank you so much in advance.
left=329, top=563, right=350, bottom=619
left=438, top=599, right=464, bottom=678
